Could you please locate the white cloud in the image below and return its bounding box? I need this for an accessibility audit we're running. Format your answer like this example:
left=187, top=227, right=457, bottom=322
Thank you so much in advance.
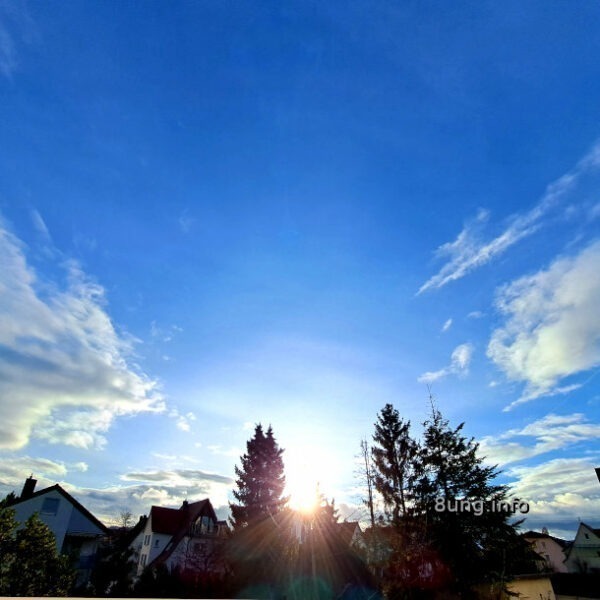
left=487, top=240, right=600, bottom=409
left=30, top=209, right=51, bottom=241
left=0, top=463, right=234, bottom=526
left=418, top=342, right=474, bottom=383
left=120, top=468, right=232, bottom=487
left=0, top=456, right=68, bottom=484
left=168, top=408, right=196, bottom=432
left=418, top=141, right=600, bottom=294
left=0, top=218, right=164, bottom=450
left=506, top=458, right=600, bottom=531
left=0, top=1, right=36, bottom=79
left=178, top=210, right=195, bottom=234
left=150, top=321, right=182, bottom=343
left=468, top=311, right=485, bottom=319
left=480, top=413, right=600, bottom=466
left=441, top=318, right=453, bottom=333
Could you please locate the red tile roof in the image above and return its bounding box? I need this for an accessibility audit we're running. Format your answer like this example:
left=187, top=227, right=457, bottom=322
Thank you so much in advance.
left=148, top=499, right=217, bottom=568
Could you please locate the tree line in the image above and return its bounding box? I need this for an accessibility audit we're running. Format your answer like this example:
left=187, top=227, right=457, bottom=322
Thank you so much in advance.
left=0, top=402, right=537, bottom=598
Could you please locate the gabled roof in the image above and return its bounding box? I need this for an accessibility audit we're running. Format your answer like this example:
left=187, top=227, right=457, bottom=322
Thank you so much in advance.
left=563, top=522, right=600, bottom=560
left=336, top=521, right=362, bottom=546
left=150, top=506, right=192, bottom=535
left=522, top=530, right=568, bottom=548
left=11, top=483, right=108, bottom=534
left=148, top=499, right=217, bottom=568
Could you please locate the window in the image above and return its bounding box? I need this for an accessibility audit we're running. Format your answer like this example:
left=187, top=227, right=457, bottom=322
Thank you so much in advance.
left=585, top=533, right=590, bottom=539
left=144, top=535, right=151, bottom=545
left=140, top=554, right=147, bottom=567
left=41, top=498, right=60, bottom=515
left=154, top=539, right=159, bottom=548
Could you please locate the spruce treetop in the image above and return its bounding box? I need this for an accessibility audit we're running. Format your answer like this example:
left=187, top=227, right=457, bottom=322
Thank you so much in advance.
left=230, top=424, right=288, bottom=528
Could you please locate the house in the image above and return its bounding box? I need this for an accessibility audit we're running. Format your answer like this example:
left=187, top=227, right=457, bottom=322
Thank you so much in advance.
left=563, top=522, right=600, bottom=573
left=502, top=573, right=556, bottom=600
left=10, top=476, right=108, bottom=586
left=336, top=521, right=364, bottom=549
left=132, top=498, right=228, bottom=581
left=523, top=529, right=568, bottom=573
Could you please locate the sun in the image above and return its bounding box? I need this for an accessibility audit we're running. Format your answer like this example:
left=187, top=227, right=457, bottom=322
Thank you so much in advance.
left=285, top=453, right=324, bottom=514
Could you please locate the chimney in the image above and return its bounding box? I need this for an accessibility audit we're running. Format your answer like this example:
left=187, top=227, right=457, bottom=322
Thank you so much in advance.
left=182, top=500, right=189, bottom=510
left=21, top=475, right=37, bottom=499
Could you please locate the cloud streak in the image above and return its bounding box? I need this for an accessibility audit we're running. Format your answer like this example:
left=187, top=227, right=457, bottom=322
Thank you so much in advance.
left=480, top=413, right=600, bottom=466
left=418, top=342, right=474, bottom=383
left=418, top=140, right=600, bottom=294
left=0, top=217, right=164, bottom=450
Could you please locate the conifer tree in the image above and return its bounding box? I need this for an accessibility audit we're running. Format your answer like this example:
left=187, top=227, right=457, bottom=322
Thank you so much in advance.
left=368, top=403, right=536, bottom=597
left=0, top=505, right=17, bottom=595
left=371, top=403, right=418, bottom=524
left=230, top=424, right=287, bottom=529
left=8, top=513, right=74, bottom=596
left=412, top=406, right=531, bottom=594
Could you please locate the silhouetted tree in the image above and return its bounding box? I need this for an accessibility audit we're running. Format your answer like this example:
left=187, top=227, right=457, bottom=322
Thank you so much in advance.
left=0, top=505, right=17, bottom=595
left=411, top=406, right=533, bottom=595
left=230, top=424, right=287, bottom=529
left=0, top=492, right=18, bottom=508
left=228, top=424, right=292, bottom=596
left=88, top=531, right=136, bottom=596
left=357, top=438, right=376, bottom=529
left=368, top=403, right=536, bottom=598
left=372, top=403, right=418, bottom=525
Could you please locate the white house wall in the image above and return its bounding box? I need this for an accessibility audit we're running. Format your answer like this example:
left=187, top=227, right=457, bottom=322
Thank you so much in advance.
left=565, top=525, right=600, bottom=573
left=67, top=504, right=105, bottom=536
left=136, top=514, right=172, bottom=575
left=12, top=489, right=72, bottom=552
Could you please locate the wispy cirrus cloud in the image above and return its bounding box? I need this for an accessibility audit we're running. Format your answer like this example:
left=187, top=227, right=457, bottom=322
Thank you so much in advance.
left=487, top=239, right=600, bottom=409
left=0, top=216, right=164, bottom=450
left=0, top=1, right=37, bottom=79
left=418, top=141, right=600, bottom=294
left=441, top=318, right=453, bottom=333
left=418, top=342, right=473, bottom=383
left=480, top=413, right=600, bottom=466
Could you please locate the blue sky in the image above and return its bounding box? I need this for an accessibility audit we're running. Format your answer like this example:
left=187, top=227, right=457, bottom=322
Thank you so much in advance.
left=1, top=1, right=599, bottom=538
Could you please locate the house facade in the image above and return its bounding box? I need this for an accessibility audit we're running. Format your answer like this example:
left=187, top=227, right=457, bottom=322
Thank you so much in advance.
left=131, top=498, right=228, bottom=581
left=10, top=476, right=108, bottom=586
left=564, top=522, right=600, bottom=574
left=523, top=529, right=568, bottom=573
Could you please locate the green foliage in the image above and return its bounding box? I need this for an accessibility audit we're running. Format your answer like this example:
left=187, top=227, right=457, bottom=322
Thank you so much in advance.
left=0, top=505, right=17, bottom=595
left=7, top=513, right=75, bottom=596
left=0, top=492, right=18, bottom=508
left=89, top=539, right=136, bottom=596
left=133, top=563, right=184, bottom=598
left=230, top=424, right=288, bottom=529
left=369, top=403, right=534, bottom=597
